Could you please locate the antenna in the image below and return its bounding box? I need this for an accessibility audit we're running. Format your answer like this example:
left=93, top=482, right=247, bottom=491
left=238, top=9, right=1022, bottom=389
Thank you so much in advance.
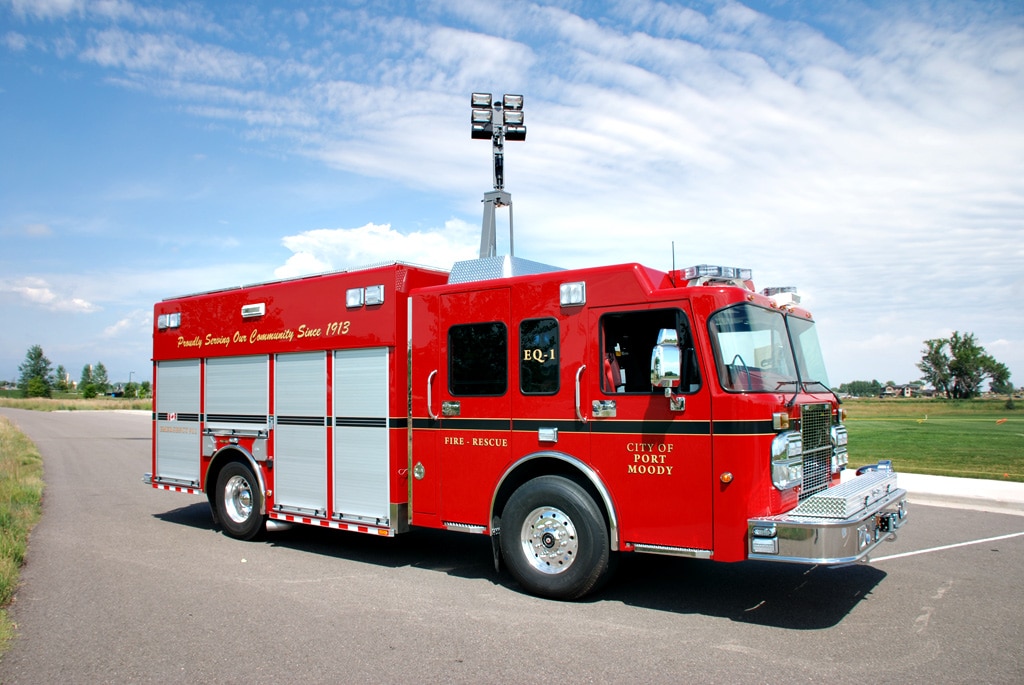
left=670, top=241, right=677, bottom=287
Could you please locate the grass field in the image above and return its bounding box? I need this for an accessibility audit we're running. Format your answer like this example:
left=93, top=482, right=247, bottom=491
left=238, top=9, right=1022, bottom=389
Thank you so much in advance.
left=0, top=396, right=151, bottom=412
left=843, top=398, right=1023, bottom=482
left=0, top=416, right=44, bottom=651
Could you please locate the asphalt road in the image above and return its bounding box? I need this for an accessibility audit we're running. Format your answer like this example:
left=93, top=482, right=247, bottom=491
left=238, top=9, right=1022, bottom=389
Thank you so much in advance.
left=1, top=408, right=1022, bottom=684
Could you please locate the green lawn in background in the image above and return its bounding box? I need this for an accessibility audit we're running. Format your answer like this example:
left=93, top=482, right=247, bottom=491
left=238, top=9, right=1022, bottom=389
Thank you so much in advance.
left=843, top=398, right=1022, bottom=482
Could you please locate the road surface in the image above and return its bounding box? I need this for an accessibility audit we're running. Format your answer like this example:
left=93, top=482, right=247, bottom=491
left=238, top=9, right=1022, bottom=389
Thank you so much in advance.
left=1, top=408, right=1022, bottom=683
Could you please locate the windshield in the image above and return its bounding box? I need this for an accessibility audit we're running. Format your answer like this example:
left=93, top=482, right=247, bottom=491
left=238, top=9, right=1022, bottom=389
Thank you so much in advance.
left=709, top=304, right=829, bottom=392
left=788, top=315, right=830, bottom=389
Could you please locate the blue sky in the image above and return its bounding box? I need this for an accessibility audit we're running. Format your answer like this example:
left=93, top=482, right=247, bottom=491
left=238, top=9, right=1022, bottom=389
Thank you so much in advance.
left=1, top=0, right=1022, bottom=388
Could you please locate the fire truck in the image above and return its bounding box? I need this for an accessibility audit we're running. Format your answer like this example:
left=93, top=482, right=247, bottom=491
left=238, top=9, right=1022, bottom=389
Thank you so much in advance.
left=147, top=250, right=908, bottom=600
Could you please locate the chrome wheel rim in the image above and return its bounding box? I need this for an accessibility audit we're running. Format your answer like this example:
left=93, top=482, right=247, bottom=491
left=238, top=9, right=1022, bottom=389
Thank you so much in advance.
left=519, top=506, right=578, bottom=574
left=224, top=474, right=253, bottom=524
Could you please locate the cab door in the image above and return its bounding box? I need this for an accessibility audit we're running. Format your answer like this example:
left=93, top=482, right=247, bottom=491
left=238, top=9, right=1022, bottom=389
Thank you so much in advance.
left=588, top=304, right=713, bottom=551
left=411, top=287, right=512, bottom=529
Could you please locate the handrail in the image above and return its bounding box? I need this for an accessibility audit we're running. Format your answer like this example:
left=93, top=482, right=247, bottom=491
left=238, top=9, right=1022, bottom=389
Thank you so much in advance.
left=427, top=369, right=439, bottom=421
left=575, top=364, right=587, bottom=423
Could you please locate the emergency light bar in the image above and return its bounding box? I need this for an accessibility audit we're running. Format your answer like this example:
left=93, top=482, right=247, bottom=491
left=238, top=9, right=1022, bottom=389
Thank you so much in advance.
left=682, top=264, right=752, bottom=281
left=762, top=286, right=801, bottom=306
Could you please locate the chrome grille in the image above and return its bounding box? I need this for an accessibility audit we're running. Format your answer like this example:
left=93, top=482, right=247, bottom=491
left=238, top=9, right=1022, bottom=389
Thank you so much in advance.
left=799, top=403, right=832, bottom=499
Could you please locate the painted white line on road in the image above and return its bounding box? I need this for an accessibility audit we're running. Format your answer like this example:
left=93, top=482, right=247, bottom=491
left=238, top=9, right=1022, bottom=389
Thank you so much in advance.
left=873, top=530, right=1024, bottom=562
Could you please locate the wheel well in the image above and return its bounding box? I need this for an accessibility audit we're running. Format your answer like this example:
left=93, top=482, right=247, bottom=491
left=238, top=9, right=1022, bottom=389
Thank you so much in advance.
left=492, top=456, right=614, bottom=545
left=204, top=448, right=259, bottom=511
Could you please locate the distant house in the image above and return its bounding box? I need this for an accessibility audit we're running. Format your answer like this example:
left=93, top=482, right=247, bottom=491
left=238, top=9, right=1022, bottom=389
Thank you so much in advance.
left=881, top=384, right=916, bottom=398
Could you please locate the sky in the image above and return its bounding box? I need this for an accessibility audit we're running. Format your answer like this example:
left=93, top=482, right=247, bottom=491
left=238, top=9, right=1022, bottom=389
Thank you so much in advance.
left=1, top=0, right=1022, bottom=389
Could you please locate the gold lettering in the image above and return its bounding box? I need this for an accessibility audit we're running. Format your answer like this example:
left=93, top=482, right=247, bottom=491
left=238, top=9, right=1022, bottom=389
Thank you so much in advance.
left=627, top=464, right=674, bottom=475
left=205, top=334, right=230, bottom=347
left=298, top=324, right=322, bottom=339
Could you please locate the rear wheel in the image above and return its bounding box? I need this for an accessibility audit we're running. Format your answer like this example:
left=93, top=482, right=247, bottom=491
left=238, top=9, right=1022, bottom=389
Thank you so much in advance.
left=215, top=462, right=266, bottom=540
left=500, top=475, right=611, bottom=600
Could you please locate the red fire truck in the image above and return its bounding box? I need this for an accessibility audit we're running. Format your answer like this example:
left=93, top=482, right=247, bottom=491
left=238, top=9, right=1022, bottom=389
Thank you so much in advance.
left=147, top=253, right=907, bottom=600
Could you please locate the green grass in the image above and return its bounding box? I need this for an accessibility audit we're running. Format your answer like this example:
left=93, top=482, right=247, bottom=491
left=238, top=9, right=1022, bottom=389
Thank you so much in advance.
left=844, top=398, right=1023, bottom=482
left=0, top=416, right=44, bottom=653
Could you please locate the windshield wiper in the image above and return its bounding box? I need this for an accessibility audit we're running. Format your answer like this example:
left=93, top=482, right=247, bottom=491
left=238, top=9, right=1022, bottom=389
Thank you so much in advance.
left=803, top=380, right=843, bottom=405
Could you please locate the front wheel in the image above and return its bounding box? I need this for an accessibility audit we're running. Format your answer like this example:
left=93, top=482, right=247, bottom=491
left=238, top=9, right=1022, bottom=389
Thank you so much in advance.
left=500, top=475, right=612, bottom=600
left=215, top=462, right=266, bottom=540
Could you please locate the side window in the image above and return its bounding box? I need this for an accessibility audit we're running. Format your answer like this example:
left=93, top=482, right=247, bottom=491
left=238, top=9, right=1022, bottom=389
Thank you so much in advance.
left=520, top=318, right=559, bottom=395
left=600, top=308, right=701, bottom=394
left=448, top=322, right=507, bottom=396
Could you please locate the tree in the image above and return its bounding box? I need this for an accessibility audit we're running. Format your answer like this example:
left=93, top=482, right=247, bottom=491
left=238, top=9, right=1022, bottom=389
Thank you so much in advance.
left=80, top=364, right=94, bottom=390
left=92, top=362, right=109, bottom=394
left=917, top=331, right=1010, bottom=399
left=838, top=379, right=882, bottom=397
left=54, top=364, right=70, bottom=392
left=17, top=345, right=54, bottom=398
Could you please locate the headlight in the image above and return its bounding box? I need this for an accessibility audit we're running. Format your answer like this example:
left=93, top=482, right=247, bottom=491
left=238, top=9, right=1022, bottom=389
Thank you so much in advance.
left=831, top=424, right=849, bottom=472
left=771, top=431, right=803, bottom=490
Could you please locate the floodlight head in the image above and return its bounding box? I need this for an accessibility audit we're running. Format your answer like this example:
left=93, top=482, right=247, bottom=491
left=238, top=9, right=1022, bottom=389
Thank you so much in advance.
left=504, top=125, right=526, bottom=141
left=471, top=92, right=492, bottom=107
left=503, top=94, right=524, bottom=110
left=503, top=110, right=524, bottom=125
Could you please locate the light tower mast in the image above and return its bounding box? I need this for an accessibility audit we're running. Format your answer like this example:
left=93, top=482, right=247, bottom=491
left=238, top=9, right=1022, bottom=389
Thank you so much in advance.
left=470, top=93, right=526, bottom=259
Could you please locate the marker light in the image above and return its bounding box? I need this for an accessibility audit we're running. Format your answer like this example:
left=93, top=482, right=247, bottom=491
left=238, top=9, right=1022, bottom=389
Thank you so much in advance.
left=364, top=284, right=385, bottom=306
left=241, top=303, right=266, bottom=318
left=559, top=281, right=587, bottom=306
left=157, top=312, right=181, bottom=330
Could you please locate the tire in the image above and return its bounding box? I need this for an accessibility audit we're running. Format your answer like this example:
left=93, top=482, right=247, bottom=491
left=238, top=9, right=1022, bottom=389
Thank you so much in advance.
left=500, top=475, right=612, bottom=600
left=215, top=462, right=266, bottom=540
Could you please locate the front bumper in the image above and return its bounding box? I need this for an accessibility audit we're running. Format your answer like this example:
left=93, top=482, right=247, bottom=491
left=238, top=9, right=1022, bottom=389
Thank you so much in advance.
left=747, top=469, right=908, bottom=564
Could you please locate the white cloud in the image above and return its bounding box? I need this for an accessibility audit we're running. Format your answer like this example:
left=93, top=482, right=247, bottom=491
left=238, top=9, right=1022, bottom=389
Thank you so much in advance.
left=101, top=309, right=149, bottom=338
left=275, top=220, right=478, bottom=278
left=6, top=0, right=83, bottom=20
left=1, top=276, right=100, bottom=313
left=2, top=31, right=29, bottom=51
left=81, top=28, right=266, bottom=82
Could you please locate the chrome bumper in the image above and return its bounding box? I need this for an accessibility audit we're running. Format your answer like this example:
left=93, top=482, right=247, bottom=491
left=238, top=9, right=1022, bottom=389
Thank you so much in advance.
left=747, top=469, right=908, bottom=564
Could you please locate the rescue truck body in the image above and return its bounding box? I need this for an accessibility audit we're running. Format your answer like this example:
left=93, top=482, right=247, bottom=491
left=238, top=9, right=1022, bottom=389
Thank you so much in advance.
left=148, top=254, right=907, bottom=599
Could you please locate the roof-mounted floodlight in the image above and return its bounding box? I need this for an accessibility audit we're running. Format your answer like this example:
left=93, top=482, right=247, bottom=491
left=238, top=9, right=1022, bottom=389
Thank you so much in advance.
left=471, top=107, right=494, bottom=140
left=471, top=92, right=527, bottom=258
left=502, top=94, right=524, bottom=110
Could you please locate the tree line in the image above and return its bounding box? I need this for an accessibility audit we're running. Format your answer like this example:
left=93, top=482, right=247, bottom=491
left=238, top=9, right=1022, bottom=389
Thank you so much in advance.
left=840, top=331, right=1012, bottom=400
left=14, top=344, right=149, bottom=399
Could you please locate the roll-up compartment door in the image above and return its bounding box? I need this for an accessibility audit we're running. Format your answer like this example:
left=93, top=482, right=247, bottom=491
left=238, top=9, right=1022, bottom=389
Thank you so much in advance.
left=274, top=351, right=328, bottom=514
left=205, top=356, right=269, bottom=431
left=333, top=347, right=389, bottom=522
left=155, top=359, right=201, bottom=486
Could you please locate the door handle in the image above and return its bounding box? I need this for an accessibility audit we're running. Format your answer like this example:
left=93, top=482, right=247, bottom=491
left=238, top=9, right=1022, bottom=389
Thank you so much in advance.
left=575, top=364, right=587, bottom=423
left=427, top=369, right=439, bottom=421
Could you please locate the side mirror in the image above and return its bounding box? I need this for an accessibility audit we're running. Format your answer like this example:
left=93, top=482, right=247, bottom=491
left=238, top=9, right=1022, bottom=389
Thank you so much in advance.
left=650, top=329, right=681, bottom=389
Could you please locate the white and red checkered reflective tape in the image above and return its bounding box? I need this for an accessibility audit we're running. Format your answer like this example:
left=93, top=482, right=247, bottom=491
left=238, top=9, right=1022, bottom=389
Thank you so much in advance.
left=269, top=511, right=393, bottom=536
left=152, top=483, right=200, bottom=495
